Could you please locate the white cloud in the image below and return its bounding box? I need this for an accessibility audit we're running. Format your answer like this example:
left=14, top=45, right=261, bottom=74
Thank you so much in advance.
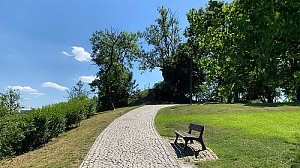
left=29, top=92, right=45, bottom=97
left=71, top=46, right=91, bottom=62
left=79, top=75, right=97, bottom=83
left=42, top=82, right=68, bottom=91
left=62, top=51, right=73, bottom=57
left=8, top=85, right=38, bottom=93
left=7, top=85, right=45, bottom=97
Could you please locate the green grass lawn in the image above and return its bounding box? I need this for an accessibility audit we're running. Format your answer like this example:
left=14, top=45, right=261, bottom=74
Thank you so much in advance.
left=0, top=106, right=138, bottom=168
left=155, top=103, right=300, bottom=168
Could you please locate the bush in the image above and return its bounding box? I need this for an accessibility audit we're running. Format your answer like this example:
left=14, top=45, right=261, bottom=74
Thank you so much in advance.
left=0, top=98, right=95, bottom=159
left=0, top=115, right=34, bottom=159
left=47, top=111, right=66, bottom=139
left=63, top=98, right=92, bottom=129
left=153, top=81, right=176, bottom=102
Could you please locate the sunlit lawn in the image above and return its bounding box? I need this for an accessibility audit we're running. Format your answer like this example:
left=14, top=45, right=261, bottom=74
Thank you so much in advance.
left=155, top=103, right=300, bottom=168
left=0, top=106, right=138, bottom=168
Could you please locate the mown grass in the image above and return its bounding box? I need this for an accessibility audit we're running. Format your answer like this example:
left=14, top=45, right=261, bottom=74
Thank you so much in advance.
left=155, top=103, right=300, bottom=168
left=0, top=106, right=138, bottom=168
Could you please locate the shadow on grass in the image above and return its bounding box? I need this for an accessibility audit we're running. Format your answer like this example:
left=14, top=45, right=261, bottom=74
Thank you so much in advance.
left=243, top=102, right=300, bottom=108
left=291, top=136, right=300, bottom=168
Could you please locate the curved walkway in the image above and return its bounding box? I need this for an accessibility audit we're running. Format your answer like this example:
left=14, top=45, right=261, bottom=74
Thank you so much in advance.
left=80, top=105, right=180, bottom=168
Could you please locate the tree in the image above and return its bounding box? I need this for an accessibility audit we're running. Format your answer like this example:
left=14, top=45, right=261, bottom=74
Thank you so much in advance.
left=272, top=0, right=300, bottom=100
left=90, top=29, right=140, bottom=111
left=0, top=88, right=23, bottom=115
left=186, top=1, right=243, bottom=103
left=162, top=43, right=205, bottom=102
left=66, top=80, right=89, bottom=100
left=233, top=0, right=300, bottom=102
left=140, top=6, right=187, bottom=102
left=140, top=6, right=181, bottom=70
left=186, top=0, right=300, bottom=103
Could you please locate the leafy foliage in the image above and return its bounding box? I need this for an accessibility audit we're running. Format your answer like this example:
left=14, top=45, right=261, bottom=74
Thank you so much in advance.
left=0, top=88, right=23, bottom=116
left=0, top=114, right=34, bottom=159
left=66, top=80, right=89, bottom=100
left=139, top=6, right=181, bottom=70
left=90, top=29, right=139, bottom=111
left=140, top=7, right=199, bottom=102
left=0, top=98, right=95, bottom=159
left=185, top=0, right=300, bottom=103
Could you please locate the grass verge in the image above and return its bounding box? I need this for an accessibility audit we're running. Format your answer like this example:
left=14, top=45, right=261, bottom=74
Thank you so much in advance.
left=155, top=103, right=300, bottom=168
left=0, top=106, right=139, bottom=168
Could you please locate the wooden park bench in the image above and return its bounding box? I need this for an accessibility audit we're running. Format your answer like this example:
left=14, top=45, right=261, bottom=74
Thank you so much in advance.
left=174, top=123, right=206, bottom=151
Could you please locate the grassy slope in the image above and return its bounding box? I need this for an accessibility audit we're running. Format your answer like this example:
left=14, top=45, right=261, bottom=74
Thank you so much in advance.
left=155, top=103, right=300, bottom=168
left=0, top=106, right=138, bottom=168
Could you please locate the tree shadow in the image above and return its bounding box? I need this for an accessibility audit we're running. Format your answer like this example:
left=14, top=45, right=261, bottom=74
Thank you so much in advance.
left=291, top=136, right=300, bottom=168
left=243, top=102, right=300, bottom=108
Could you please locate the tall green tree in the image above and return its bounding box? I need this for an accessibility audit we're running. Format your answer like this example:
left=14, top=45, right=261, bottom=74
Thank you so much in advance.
left=141, top=6, right=194, bottom=102
left=234, top=0, right=300, bottom=102
left=186, top=0, right=300, bottom=103
left=0, top=88, right=23, bottom=115
left=66, top=80, right=89, bottom=100
left=90, top=29, right=140, bottom=111
left=140, top=6, right=181, bottom=71
left=272, top=0, right=300, bottom=100
left=186, top=1, right=243, bottom=103
left=164, top=43, right=205, bottom=101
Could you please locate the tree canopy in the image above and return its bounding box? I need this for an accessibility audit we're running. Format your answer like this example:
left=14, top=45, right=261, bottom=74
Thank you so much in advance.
left=0, top=88, right=23, bottom=116
left=66, top=80, right=89, bottom=100
left=185, top=0, right=300, bottom=103
left=90, top=29, right=139, bottom=111
left=89, top=1, right=300, bottom=106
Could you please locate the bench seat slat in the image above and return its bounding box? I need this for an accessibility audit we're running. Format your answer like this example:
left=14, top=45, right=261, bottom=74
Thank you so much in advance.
left=174, top=131, right=197, bottom=139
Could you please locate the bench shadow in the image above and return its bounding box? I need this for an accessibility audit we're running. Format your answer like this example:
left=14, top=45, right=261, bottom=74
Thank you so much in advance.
left=170, top=142, right=203, bottom=159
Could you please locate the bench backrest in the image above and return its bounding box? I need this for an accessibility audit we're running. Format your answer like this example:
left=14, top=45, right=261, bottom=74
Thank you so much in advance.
left=188, top=123, right=204, bottom=138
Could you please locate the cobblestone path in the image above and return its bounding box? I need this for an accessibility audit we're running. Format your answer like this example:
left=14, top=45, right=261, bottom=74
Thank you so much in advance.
left=80, top=105, right=180, bottom=168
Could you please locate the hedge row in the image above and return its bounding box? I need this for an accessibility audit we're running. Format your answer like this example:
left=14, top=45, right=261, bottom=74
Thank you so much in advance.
left=0, top=98, right=95, bottom=159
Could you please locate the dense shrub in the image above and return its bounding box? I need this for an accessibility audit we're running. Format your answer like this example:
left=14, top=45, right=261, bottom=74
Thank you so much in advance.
left=0, top=115, right=34, bottom=159
left=153, top=81, right=176, bottom=102
left=0, top=98, right=95, bottom=159
left=64, top=99, right=86, bottom=129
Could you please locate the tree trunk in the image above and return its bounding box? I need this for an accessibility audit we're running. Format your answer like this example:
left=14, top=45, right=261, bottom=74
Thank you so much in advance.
left=266, top=93, right=274, bottom=103
left=105, top=83, right=115, bottom=110
left=227, top=96, right=232, bottom=104
left=267, top=97, right=274, bottom=103
left=108, top=96, right=115, bottom=110
left=297, top=86, right=300, bottom=102
left=234, top=91, right=239, bottom=103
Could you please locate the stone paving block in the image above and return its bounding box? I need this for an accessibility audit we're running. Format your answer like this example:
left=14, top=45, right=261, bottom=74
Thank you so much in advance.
left=80, top=105, right=180, bottom=168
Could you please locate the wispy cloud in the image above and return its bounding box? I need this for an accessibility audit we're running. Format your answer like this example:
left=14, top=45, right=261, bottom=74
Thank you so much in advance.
left=29, top=92, right=45, bottom=97
left=42, top=82, right=68, bottom=91
left=61, top=51, right=73, bottom=57
left=71, top=46, right=91, bottom=62
left=62, top=46, right=91, bottom=62
left=79, top=75, right=97, bottom=83
left=7, top=85, right=45, bottom=97
left=8, top=86, right=38, bottom=92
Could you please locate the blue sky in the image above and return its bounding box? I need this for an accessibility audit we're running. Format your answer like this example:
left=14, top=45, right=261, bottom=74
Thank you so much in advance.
left=0, top=0, right=229, bottom=108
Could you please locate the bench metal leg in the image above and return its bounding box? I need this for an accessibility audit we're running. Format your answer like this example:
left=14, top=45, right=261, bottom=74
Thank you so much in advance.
left=184, top=139, right=188, bottom=150
left=174, top=134, right=179, bottom=144
left=199, top=138, right=206, bottom=150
